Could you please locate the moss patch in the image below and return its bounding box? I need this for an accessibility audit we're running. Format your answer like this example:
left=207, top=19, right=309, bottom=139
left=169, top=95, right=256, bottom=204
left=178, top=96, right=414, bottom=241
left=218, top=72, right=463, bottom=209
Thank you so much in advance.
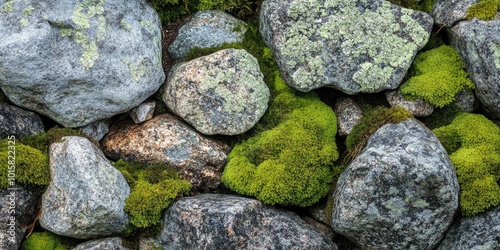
left=466, top=0, right=500, bottom=21
left=21, top=231, right=69, bottom=250
left=386, top=0, right=436, bottom=12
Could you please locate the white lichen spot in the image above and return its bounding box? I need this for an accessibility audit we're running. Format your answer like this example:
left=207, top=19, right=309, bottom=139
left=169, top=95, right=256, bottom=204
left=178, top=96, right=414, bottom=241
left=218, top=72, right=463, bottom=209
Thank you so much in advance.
left=491, top=43, right=500, bottom=69
left=412, top=198, right=430, bottom=208
left=81, top=41, right=99, bottom=69
left=139, top=20, right=153, bottom=30
left=0, top=0, right=14, bottom=12
left=20, top=18, right=28, bottom=27
left=72, top=4, right=90, bottom=30
left=97, top=16, right=106, bottom=41
left=21, top=5, right=34, bottom=15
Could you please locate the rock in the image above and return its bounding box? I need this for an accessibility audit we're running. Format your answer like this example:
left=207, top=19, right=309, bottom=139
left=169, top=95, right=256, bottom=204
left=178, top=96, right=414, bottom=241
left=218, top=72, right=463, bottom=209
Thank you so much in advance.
left=73, top=237, right=131, bottom=250
left=0, top=0, right=164, bottom=127
left=437, top=205, right=500, bottom=250
left=158, top=194, right=338, bottom=249
left=332, top=119, right=459, bottom=249
left=0, top=186, right=37, bottom=250
left=385, top=90, right=434, bottom=117
left=0, top=102, right=44, bottom=139
left=101, top=114, right=229, bottom=190
left=129, top=101, right=155, bottom=124
left=450, top=19, right=500, bottom=119
left=302, top=216, right=336, bottom=240
left=431, top=0, right=479, bottom=27
left=307, top=203, right=328, bottom=225
left=453, top=90, right=476, bottom=112
left=334, top=97, right=364, bottom=137
left=139, top=236, right=160, bottom=250
left=40, top=136, right=130, bottom=239
left=260, top=0, right=433, bottom=94
left=79, top=119, right=111, bottom=141
left=164, top=49, right=270, bottom=135
left=168, top=10, right=247, bottom=60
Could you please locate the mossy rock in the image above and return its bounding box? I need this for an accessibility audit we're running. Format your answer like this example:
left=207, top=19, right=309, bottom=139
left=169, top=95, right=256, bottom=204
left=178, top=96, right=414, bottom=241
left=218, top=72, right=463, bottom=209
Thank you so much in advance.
left=21, top=231, right=68, bottom=250
left=386, top=0, right=436, bottom=12
left=466, top=0, right=500, bottom=21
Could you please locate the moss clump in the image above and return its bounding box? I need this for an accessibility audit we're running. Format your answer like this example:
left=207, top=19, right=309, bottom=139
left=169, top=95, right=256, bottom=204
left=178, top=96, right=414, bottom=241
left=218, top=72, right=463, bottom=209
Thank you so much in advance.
left=399, top=45, right=474, bottom=108
left=466, top=0, right=500, bottom=21
left=20, top=127, right=97, bottom=153
left=433, top=113, right=500, bottom=216
left=114, top=160, right=192, bottom=228
left=21, top=231, right=68, bottom=250
left=386, top=0, right=436, bottom=12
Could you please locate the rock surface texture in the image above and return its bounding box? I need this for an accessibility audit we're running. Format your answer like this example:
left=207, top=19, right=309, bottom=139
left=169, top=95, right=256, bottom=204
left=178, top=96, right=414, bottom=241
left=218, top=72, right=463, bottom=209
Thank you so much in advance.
left=129, top=101, right=155, bottom=124
left=334, top=97, right=364, bottom=137
left=431, top=0, right=479, bottom=27
left=386, top=90, right=434, bottom=117
left=40, top=136, right=130, bottom=239
left=80, top=119, right=111, bottom=141
left=168, top=10, right=247, bottom=60
left=164, top=49, right=269, bottom=135
left=73, top=237, right=131, bottom=250
left=159, top=194, right=338, bottom=249
left=332, top=119, right=459, bottom=249
left=260, top=0, right=433, bottom=94
left=0, top=0, right=164, bottom=127
left=450, top=19, right=500, bottom=119
left=102, top=114, right=229, bottom=190
left=0, top=102, right=44, bottom=139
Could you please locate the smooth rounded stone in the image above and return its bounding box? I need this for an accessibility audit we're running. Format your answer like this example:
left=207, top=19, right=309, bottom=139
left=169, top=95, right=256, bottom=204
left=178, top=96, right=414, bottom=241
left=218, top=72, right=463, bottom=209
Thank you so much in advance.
left=0, top=102, right=44, bottom=139
left=168, top=10, right=247, bottom=60
left=101, top=114, right=229, bottom=190
left=0, top=186, right=37, bottom=250
left=431, top=0, right=479, bottom=27
left=260, top=0, right=433, bottom=94
left=159, top=194, right=338, bottom=249
left=72, top=237, right=131, bottom=250
left=385, top=90, right=434, bottom=117
left=0, top=0, right=164, bottom=127
left=40, top=136, right=130, bottom=239
left=129, top=101, right=155, bottom=124
left=79, top=119, right=111, bottom=141
left=453, top=90, right=476, bottom=112
left=437, top=205, right=500, bottom=250
left=332, top=119, right=459, bottom=249
left=164, top=49, right=269, bottom=135
left=449, top=19, right=500, bottom=119
left=334, top=97, right=364, bottom=137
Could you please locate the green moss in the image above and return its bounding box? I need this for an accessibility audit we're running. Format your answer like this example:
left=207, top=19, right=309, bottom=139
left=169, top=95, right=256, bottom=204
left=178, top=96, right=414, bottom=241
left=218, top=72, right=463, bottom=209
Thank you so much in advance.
left=433, top=113, right=500, bottom=216
left=20, top=127, right=96, bottom=153
left=466, top=0, right=500, bottom=21
left=21, top=232, right=68, bottom=250
left=399, top=45, right=474, bottom=108
left=386, top=0, right=435, bottom=12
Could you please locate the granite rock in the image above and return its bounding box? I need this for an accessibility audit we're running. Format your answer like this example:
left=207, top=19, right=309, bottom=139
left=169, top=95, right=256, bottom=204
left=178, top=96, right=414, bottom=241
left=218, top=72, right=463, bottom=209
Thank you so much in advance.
left=431, top=0, right=479, bottom=27
left=129, top=101, right=155, bottom=124
left=73, top=237, right=131, bottom=250
left=0, top=102, right=44, bottom=139
left=386, top=90, right=434, bottom=117
left=79, top=119, right=110, bottom=141
left=334, top=97, right=363, bottom=137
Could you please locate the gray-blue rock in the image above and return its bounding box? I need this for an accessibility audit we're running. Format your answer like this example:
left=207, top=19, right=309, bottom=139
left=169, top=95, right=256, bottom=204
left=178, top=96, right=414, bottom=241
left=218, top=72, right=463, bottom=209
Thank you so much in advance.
left=0, top=102, right=44, bottom=140
left=431, top=0, right=479, bottom=27
left=385, top=90, right=434, bottom=117
left=72, top=237, right=131, bottom=250
left=79, top=118, right=110, bottom=141
left=332, top=119, right=459, bottom=249
left=0, top=0, right=164, bottom=127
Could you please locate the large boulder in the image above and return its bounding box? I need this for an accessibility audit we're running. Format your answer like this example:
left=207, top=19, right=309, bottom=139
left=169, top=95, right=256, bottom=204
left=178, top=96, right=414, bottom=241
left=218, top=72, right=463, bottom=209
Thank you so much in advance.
left=164, top=49, right=270, bottom=135
left=101, top=114, right=229, bottom=190
left=159, top=194, right=338, bottom=249
left=332, top=119, right=459, bottom=249
left=450, top=19, right=500, bottom=119
left=260, top=0, right=433, bottom=94
left=0, top=102, right=44, bottom=139
left=431, top=0, right=479, bottom=27
left=0, top=0, right=164, bottom=127
left=40, top=136, right=130, bottom=239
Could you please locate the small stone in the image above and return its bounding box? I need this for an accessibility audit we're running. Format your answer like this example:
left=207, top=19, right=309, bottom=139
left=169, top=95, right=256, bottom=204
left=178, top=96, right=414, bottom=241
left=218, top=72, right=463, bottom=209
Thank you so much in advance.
left=0, top=102, right=44, bottom=139
left=129, top=101, right=155, bottom=124
left=431, top=0, right=479, bottom=27
left=307, top=202, right=328, bottom=225
left=334, top=97, right=364, bottom=137
left=385, top=90, right=434, bottom=117
left=453, top=90, right=476, bottom=112
left=79, top=119, right=111, bottom=141
left=73, top=237, right=131, bottom=250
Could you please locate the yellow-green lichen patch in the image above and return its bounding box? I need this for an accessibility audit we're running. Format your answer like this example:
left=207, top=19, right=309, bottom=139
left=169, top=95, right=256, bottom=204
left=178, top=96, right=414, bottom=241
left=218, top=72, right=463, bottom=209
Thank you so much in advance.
left=20, top=18, right=28, bottom=27
left=0, top=0, right=14, bottom=12
left=492, top=43, right=500, bottom=69
left=21, top=4, right=34, bottom=15
left=60, top=28, right=73, bottom=37
left=126, top=59, right=147, bottom=82
left=120, top=19, right=132, bottom=31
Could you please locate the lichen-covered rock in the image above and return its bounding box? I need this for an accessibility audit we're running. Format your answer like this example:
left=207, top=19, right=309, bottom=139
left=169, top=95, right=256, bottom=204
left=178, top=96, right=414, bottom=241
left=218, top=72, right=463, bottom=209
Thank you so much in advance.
left=0, top=186, right=37, bottom=250
left=334, top=97, right=364, bottom=137
left=102, top=114, right=229, bottom=190
left=386, top=90, right=434, bottom=117
left=0, top=0, right=164, bottom=127
left=40, top=136, right=130, bottom=239
left=73, top=237, right=131, bottom=250
left=437, top=205, right=500, bottom=250
left=0, top=102, right=44, bottom=139
left=159, top=194, right=338, bottom=249
left=453, top=90, right=476, bottom=112
left=129, top=101, right=155, bottom=124
left=168, top=10, right=247, bottom=60
left=164, top=49, right=269, bottom=135
left=79, top=119, right=110, bottom=141
left=260, top=0, right=433, bottom=94
left=431, top=0, right=479, bottom=27
left=332, top=119, right=459, bottom=249
left=450, top=19, right=500, bottom=119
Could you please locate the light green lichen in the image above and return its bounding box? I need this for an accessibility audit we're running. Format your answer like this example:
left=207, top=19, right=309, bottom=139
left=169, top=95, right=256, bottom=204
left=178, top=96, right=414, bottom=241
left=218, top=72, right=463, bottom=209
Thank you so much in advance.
left=140, top=20, right=153, bottom=30
left=20, top=18, right=28, bottom=27
left=412, top=198, right=430, bottom=208
left=81, top=40, right=99, bottom=69
left=492, top=43, right=500, bottom=69
left=97, top=15, right=106, bottom=41
left=0, top=0, right=14, bottom=12
left=72, top=4, right=90, bottom=30
left=120, top=19, right=132, bottom=31
left=352, top=62, right=393, bottom=91
left=60, top=28, right=73, bottom=37
left=21, top=5, right=34, bottom=15
left=126, top=59, right=146, bottom=82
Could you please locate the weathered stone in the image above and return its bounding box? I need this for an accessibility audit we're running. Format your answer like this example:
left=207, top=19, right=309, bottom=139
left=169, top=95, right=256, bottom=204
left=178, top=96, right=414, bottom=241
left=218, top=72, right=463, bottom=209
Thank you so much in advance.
left=0, top=186, right=37, bottom=250
left=332, top=119, right=459, bottom=249
left=0, top=0, right=164, bottom=127
left=73, top=237, right=131, bottom=250
left=302, top=216, right=336, bottom=240
left=385, top=90, right=434, bottom=117
left=307, top=202, right=328, bottom=225
left=260, top=0, right=433, bottom=94
left=0, top=102, right=44, bottom=139
left=79, top=119, right=110, bottom=141
left=168, top=10, right=247, bottom=60
left=334, top=97, right=363, bottom=137
left=437, top=205, right=500, bottom=250
left=129, top=101, right=155, bottom=124
left=164, top=49, right=269, bottom=135
left=40, top=136, right=130, bottom=239
left=101, top=114, right=229, bottom=190
left=159, top=194, right=338, bottom=249
left=450, top=19, right=500, bottom=119
left=431, top=0, right=479, bottom=27
left=453, top=90, right=476, bottom=112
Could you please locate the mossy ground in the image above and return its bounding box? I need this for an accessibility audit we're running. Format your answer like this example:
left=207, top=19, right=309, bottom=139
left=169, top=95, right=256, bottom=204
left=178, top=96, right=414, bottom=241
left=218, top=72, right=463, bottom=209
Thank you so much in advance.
left=21, top=231, right=69, bottom=250
left=466, top=0, right=500, bottom=21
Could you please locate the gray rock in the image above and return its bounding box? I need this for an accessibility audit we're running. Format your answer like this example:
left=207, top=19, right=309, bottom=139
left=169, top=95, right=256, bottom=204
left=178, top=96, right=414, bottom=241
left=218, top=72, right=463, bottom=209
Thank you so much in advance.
left=159, top=194, right=338, bottom=250
left=334, top=97, right=364, bottom=137
left=385, top=90, right=434, bottom=117
left=129, top=101, right=155, bottom=124
left=168, top=10, right=247, bottom=60
left=0, top=102, right=44, bottom=139
left=307, top=202, right=328, bottom=225
left=79, top=119, right=110, bottom=141
left=453, top=90, right=476, bottom=112
left=437, top=205, right=500, bottom=250
left=0, top=0, right=164, bottom=127
left=101, top=114, right=229, bottom=190
left=164, top=49, right=269, bottom=135
left=0, top=186, right=37, bottom=250
left=73, top=237, right=131, bottom=250
left=40, top=136, right=130, bottom=239
left=139, top=236, right=160, bottom=250
left=260, top=0, right=433, bottom=94
left=302, top=216, right=336, bottom=240
left=431, top=0, right=479, bottom=27
left=332, top=119, right=459, bottom=249
left=450, top=19, right=500, bottom=119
